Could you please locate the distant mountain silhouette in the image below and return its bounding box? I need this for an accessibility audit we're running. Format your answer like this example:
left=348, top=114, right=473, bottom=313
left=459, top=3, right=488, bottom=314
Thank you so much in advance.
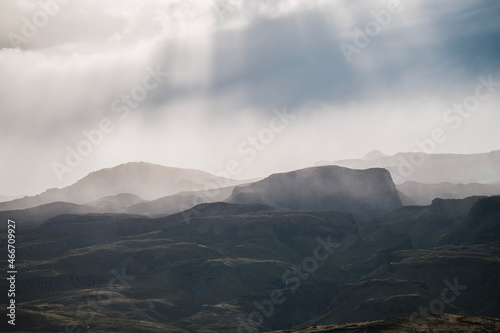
left=228, top=166, right=402, bottom=220
left=397, top=181, right=500, bottom=205
left=88, top=193, right=145, bottom=207
left=0, top=162, right=244, bottom=211
left=362, top=150, right=387, bottom=160
left=127, top=185, right=238, bottom=216
left=318, top=150, right=500, bottom=184
left=0, top=194, right=24, bottom=203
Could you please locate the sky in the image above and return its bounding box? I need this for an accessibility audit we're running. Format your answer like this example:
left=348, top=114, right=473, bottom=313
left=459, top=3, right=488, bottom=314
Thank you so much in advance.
left=1, top=0, right=500, bottom=196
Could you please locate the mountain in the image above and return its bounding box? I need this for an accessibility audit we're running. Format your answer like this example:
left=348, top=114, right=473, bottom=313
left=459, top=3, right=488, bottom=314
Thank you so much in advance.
left=317, top=150, right=500, bottom=184
left=397, top=181, right=500, bottom=205
left=0, top=162, right=245, bottom=211
left=1, top=164, right=499, bottom=332
left=0, top=187, right=239, bottom=230
left=88, top=193, right=146, bottom=208
left=0, top=194, right=24, bottom=203
left=362, top=149, right=388, bottom=160
left=228, top=166, right=402, bottom=220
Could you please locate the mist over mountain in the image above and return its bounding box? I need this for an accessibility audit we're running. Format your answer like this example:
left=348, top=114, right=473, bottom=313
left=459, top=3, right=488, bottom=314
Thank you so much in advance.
left=0, top=158, right=498, bottom=332
left=0, top=162, right=244, bottom=211
left=0, top=157, right=498, bottom=333
left=1, top=0, right=500, bottom=331
left=126, top=185, right=238, bottom=216
left=398, top=181, right=500, bottom=205
left=318, top=150, right=500, bottom=185
left=228, top=166, right=402, bottom=220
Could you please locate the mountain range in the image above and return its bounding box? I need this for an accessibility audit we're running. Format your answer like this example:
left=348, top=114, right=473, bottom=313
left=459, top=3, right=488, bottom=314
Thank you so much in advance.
left=317, top=150, right=500, bottom=205
left=318, top=150, right=500, bottom=184
left=0, top=152, right=499, bottom=332
left=0, top=162, right=246, bottom=212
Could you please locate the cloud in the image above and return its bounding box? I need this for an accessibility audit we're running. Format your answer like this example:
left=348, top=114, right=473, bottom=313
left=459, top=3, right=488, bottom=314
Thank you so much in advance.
left=0, top=0, right=499, bottom=195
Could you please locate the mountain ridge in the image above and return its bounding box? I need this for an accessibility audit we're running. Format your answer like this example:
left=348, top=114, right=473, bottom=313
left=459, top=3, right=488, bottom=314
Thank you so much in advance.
left=317, top=150, right=500, bottom=185
left=0, top=162, right=245, bottom=211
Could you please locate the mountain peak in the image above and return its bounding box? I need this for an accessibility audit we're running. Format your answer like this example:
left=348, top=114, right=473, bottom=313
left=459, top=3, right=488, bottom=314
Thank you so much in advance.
left=362, top=150, right=387, bottom=160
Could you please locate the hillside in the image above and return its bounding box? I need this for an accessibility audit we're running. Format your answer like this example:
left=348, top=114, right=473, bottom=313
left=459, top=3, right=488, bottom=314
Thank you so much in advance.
left=0, top=203, right=360, bottom=332
left=265, top=314, right=500, bottom=332
left=1, top=196, right=499, bottom=332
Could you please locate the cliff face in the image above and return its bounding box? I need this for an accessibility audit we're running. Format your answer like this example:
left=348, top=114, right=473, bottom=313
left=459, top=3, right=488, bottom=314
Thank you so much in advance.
left=228, top=166, right=403, bottom=220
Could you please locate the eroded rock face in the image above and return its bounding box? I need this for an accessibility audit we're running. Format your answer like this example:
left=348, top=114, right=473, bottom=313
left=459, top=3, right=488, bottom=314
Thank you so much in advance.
left=228, top=166, right=402, bottom=220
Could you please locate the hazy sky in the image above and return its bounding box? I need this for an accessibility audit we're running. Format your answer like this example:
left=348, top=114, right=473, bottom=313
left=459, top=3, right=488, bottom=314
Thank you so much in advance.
left=1, top=0, right=500, bottom=196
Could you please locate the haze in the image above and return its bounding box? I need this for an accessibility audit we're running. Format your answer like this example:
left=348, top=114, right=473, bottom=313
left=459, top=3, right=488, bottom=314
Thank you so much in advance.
left=1, top=0, right=499, bottom=196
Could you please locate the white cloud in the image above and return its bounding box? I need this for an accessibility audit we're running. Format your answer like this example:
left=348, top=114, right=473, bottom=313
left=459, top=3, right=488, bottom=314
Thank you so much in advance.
left=0, top=0, right=499, bottom=195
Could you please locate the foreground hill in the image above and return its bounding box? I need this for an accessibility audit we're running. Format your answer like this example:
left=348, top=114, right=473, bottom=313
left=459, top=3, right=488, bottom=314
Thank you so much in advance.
left=0, top=162, right=243, bottom=211
left=228, top=166, right=402, bottom=220
left=1, top=196, right=498, bottom=332
left=359, top=196, right=499, bottom=248
left=303, top=196, right=500, bottom=326
left=318, top=150, right=500, bottom=184
left=0, top=201, right=131, bottom=230
left=0, top=203, right=361, bottom=332
left=265, top=314, right=500, bottom=332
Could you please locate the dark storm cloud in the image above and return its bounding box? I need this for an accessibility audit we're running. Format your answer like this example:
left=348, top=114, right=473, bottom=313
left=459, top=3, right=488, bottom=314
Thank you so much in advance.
left=140, top=0, right=500, bottom=117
